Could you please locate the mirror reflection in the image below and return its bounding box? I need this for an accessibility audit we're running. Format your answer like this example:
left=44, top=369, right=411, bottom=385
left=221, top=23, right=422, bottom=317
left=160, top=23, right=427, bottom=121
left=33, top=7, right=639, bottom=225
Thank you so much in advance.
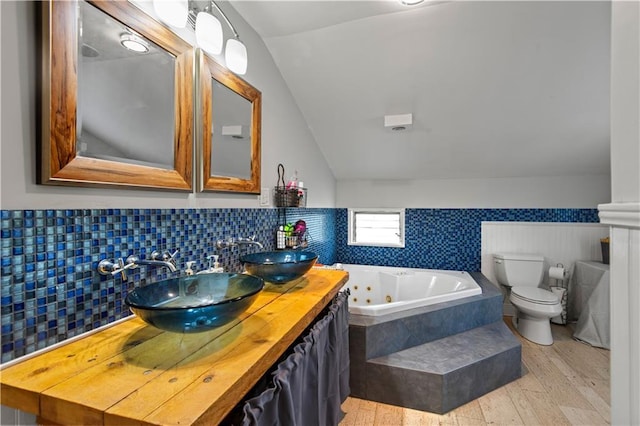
left=78, top=1, right=175, bottom=169
left=39, top=0, right=193, bottom=190
left=200, top=51, right=261, bottom=194
left=210, top=80, right=253, bottom=179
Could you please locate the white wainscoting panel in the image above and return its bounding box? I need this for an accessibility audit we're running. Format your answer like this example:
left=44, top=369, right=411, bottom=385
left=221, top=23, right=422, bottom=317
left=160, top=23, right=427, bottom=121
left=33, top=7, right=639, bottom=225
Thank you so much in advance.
left=481, top=222, right=610, bottom=315
left=600, top=202, right=640, bottom=425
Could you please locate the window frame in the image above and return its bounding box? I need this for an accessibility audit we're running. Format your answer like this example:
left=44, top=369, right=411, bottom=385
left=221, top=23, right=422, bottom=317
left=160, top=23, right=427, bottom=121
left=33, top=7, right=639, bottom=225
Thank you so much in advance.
left=347, top=208, right=406, bottom=248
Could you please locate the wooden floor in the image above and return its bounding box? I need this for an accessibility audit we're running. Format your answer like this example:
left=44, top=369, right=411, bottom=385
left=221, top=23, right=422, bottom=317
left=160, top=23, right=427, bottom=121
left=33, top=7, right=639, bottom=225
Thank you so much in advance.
left=340, top=318, right=610, bottom=425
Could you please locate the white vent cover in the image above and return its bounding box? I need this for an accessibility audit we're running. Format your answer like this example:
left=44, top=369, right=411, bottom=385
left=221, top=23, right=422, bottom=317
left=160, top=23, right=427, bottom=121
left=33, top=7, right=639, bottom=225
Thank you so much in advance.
left=221, top=125, right=246, bottom=138
left=384, top=113, right=412, bottom=131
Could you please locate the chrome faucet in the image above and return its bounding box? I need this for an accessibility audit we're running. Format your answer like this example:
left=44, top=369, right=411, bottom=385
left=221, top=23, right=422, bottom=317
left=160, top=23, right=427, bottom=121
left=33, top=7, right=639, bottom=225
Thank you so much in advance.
left=216, top=236, right=264, bottom=250
left=128, top=249, right=179, bottom=272
left=236, top=235, right=264, bottom=250
left=125, top=254, right=178, bottom=273
left=98, top=249, right=179, bottom=280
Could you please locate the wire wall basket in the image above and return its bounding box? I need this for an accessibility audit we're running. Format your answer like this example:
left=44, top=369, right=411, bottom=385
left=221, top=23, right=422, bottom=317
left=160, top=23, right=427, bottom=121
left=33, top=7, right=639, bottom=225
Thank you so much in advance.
left=274, top=187, right=307, bottom=207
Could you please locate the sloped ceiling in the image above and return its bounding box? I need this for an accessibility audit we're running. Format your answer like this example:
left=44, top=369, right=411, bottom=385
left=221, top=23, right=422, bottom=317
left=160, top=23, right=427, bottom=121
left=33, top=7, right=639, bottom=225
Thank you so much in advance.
left=231, top=0, right=611, bottom=181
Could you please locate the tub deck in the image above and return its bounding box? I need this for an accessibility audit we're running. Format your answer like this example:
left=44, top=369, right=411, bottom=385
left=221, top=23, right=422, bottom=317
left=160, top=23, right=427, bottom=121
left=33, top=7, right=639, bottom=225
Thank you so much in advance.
left=348, top=272, right=522, bottom=414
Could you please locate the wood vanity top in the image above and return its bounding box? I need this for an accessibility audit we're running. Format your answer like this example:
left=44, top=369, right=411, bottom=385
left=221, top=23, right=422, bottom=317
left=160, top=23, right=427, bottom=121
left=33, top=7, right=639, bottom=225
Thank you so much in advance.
left=0, top=269, right=349, bottom=425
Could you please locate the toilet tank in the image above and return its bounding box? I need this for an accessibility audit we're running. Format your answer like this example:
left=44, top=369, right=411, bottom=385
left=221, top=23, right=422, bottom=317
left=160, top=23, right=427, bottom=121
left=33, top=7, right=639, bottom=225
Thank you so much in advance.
left=493, top=253, right=545, bottom=287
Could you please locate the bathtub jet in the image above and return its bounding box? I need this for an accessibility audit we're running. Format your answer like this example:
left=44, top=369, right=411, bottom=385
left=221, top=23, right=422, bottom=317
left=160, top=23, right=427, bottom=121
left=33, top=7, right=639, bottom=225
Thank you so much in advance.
left=341, top=264, right=482, bottom=316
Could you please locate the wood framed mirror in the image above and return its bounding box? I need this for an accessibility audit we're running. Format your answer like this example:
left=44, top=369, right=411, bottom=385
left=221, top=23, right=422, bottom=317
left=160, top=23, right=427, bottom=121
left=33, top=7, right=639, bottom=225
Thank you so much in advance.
left=199, top=50, right=261, bottom=193
left=39, top=0, right=193, bottom=190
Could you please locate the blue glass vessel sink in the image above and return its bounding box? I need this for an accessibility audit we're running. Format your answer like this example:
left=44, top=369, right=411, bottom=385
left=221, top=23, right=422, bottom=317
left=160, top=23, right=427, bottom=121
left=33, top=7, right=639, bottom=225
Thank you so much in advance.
left=240, top=250, right=318, bottom=284
left=125, top=273, right=264, bottom=333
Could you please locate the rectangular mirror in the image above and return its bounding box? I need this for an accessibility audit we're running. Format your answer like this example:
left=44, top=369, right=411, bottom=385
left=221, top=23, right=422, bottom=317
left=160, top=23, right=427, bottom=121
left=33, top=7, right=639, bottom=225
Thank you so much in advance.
left=199, top=50, right=261, bottom=193
left=39, top=0, right=193, bottom=190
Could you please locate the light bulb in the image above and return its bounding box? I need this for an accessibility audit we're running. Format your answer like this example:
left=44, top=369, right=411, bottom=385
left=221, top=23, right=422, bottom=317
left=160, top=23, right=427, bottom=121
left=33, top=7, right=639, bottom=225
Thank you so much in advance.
left=120, top=34, right=149, bottom=53
left=225, top=38, right=247, bottom=75
left=196, top=12, right=223, bottom=55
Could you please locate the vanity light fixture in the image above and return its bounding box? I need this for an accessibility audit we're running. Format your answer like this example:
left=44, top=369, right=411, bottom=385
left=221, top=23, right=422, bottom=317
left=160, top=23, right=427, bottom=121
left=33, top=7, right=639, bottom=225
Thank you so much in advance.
left=225, top=38, right=248, bottom=75
left=195, top=10, right=223, bottom=55
left=119, top=33, right=150, bottom=53
left=189, top=1, right=248, bottom=75
left=153, top=0, right=248, bottom=74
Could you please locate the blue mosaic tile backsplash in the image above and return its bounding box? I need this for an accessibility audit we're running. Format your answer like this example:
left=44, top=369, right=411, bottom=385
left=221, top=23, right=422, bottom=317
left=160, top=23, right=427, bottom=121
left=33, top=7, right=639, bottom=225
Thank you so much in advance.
left=1, top=208, right=335, bottom=363
left=1, top=206, right=596, bottom=362
left=335, top=208, right=600, bottom=271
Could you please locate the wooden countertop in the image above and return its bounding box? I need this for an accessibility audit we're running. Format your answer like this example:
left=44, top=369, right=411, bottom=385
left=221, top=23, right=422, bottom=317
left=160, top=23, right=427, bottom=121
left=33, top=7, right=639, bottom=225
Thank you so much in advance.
left=0, top=269, right=349, bottom=425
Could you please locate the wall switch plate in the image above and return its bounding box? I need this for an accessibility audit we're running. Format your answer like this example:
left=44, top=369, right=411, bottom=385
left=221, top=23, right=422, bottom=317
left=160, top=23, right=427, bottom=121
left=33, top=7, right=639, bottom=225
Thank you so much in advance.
left=259, top=187, right=270, bottom=206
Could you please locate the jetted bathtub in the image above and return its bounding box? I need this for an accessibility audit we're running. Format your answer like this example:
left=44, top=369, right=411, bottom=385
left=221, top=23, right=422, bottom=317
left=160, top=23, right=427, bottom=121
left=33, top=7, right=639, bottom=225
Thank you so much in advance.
left=341, top=264, right=482, bottom=316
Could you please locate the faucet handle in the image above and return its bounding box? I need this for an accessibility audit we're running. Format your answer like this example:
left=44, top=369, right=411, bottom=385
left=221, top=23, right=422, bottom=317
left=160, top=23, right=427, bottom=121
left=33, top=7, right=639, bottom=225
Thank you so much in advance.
left=118, top=258, right=137, bottom=280
left=151, top=249, right=179, bottom=262
left=125, top=255, right=141, bottom=267
left=97, top=258, right=134, bottom=281
left=216, top=238, right=236, bottom=249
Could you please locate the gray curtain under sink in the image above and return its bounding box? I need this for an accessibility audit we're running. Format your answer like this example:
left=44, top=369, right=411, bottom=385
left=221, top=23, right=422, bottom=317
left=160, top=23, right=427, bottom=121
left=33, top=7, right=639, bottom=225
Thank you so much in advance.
left=241, top=291, right=350, bottom=426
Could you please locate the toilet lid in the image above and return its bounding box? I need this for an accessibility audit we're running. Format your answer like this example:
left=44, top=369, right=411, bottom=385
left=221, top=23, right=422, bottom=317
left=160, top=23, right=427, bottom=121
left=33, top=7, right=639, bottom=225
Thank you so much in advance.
left=511, top=287, right=559, bottom=305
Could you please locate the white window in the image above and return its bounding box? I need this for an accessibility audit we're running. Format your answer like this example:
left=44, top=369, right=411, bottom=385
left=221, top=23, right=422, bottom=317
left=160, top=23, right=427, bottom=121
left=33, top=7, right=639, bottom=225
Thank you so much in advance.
left=348, top=208, right=405, bottom=248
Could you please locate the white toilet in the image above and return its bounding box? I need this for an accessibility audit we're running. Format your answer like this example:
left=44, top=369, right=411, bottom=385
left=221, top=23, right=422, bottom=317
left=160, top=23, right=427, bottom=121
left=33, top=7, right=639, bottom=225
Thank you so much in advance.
left=493, top=253, right=562, bottom=345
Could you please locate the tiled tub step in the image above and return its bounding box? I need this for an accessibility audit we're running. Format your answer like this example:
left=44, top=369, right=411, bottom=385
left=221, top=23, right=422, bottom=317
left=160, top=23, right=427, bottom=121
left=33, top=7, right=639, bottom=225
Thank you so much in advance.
left=348, top=272, right=505, bottom=360
left=357, top=321, right=522, bottom=414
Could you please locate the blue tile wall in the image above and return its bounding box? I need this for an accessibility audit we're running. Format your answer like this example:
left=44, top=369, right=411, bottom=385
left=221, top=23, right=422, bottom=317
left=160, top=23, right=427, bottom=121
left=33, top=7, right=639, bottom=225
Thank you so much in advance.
left=0, top=208, right=336, bottom=363
left=1, top=206, right=596, bottom=362
left=335, top=208, right=600, bottom=272
left=284, top=208, right=337, bottom=266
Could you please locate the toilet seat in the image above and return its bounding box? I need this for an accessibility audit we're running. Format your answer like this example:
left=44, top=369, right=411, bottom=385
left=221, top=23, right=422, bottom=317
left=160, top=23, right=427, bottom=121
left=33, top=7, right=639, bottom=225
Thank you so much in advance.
left=511, top=287, right=559, bottom=305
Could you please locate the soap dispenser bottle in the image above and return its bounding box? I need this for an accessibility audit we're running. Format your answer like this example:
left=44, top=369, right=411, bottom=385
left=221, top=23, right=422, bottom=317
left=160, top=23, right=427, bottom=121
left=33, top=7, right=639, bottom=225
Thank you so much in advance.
left=276, top=226, right=286, bottom=249
left=209, top=255, right=224, bottom=273
left=185, top=261, right=196, bottom=276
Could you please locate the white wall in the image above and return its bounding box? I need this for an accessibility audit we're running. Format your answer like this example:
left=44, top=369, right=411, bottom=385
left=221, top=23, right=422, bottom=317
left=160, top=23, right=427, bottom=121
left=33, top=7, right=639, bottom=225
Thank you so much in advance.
left=337, top=175, right=610, bottom=208
left=603, top=2, right=640, bottom=425
left=610, top=1, right=640, bottom=204
left=0, top=1, right=336, bottom=210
